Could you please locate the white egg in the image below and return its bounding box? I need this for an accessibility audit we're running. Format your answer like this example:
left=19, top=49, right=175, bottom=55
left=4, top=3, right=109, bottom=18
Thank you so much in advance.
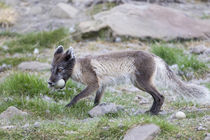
left=175, top=111, right=186, bottom=119
left=55, top=79, right=65, bottom=89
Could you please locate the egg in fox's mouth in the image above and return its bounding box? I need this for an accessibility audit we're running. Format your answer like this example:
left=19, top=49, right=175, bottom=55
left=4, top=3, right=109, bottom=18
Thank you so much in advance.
left=48, top=79, right=65, bottom=89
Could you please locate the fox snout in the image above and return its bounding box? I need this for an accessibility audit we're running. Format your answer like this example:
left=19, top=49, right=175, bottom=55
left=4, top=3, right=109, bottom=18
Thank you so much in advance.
left=48, top=81, right=55, bottom=87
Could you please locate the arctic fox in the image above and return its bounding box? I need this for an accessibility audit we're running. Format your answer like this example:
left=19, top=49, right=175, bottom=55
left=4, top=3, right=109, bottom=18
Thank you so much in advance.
left=48, top=45, right=210, bottom=115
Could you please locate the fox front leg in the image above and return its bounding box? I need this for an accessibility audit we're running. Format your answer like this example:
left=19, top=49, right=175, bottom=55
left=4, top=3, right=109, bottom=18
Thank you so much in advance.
left=65, top=85, right=98, bottom=107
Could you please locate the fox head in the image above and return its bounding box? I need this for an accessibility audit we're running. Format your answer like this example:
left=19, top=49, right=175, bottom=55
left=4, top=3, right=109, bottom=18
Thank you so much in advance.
left=48, top=45, right=76, bottom=88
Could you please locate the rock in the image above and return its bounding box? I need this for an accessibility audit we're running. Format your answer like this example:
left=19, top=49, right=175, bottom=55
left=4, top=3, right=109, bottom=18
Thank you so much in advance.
left=0, top=106, right=28, bottom=121
left=18, top=61, right=51, bottom=71
left=204, top=49, right=210, bottom=55
left=29, top=6, right=43, bottom=15
left=134, top=95, right=149, bottom=105
left=0, top=0, right=20, bottom=6
left=0, top=125, right=16, bottom=130
left=51, top=3, right=79, bottom=19
left=196, top=125, right=207, bottom=131
left=133, top=109, right=146, bottom=115
left=123, top=124, right=160, bottom=140
left=190, top=45, right=207, bottom=54
left=33, top=48, right=39, bottom=55
left=69, top=25, right=76, bottom=33
left=42, top=95, right=55, bottom=103
left=0, top=64, right=12, bottom=72
left=115, top=37, right=121, bottom=42
left=159, top=110, right=168, bottom=115
left=34, top=121, right=41, bottom=128
left=2, top=45, right=8, bottom=51
left=175, top=111, right=186, bottom=119
left=88, top=103, right=124, bottom=117
left=78, top=4, right=210, bottom=41
left=22, top=123, right=30, bottom=129
left=204, top=133, right=210, bottom=140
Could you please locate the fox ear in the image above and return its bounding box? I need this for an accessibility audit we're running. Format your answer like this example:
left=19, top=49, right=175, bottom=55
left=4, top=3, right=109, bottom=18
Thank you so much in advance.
left=65, top=46, right=75, bottom=60
left=54, top=45, right=64, bottom=55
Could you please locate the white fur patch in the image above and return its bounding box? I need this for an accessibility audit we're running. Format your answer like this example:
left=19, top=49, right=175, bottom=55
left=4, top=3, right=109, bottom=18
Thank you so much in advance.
left=68, top=46, right=75, bottom=58
left=91, top=57, right=136, bottom=87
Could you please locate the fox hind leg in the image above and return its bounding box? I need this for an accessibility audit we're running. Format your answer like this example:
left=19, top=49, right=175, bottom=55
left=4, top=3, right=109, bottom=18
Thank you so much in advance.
left=94, top=86, right=105, bottom=106
left=133, top=71, right=164, bottom=115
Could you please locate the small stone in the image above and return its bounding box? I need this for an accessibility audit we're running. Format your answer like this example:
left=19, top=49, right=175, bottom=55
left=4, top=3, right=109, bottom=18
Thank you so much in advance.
left=22, top=123, right=30, bottom=129
left=115, top=37, right=121, bottom=42
left=46, top=110, right=50, bottom=113
left=196, top=126, right=207, bottom=131
left=159, top=110, right=168, bottom=115
left=0, top=125, right=16, bottom=130
left=69, top=26, right=76, bottom=33
left=190, top=45, right=207, bottom=54
left=2, top=45, right=8, bottom=51
left=34, top=122, right=41, bottom=128
left=134, top=95, right=149, bottom=105
left=133, top=109, right=146, bottom=115
left=33, top=48, right=39, bottom=55
left=175, top=111, right=186, bottom=119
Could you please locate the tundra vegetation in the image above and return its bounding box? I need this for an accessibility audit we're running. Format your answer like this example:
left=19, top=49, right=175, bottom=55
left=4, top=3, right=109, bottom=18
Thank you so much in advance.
left=0, top=1, right=210, bottom=140
left=0, top=28, right=209, bottom=139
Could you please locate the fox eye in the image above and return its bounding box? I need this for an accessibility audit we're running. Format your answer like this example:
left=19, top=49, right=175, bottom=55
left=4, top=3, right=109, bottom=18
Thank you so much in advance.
left=57, top=67, right=64, bottom=72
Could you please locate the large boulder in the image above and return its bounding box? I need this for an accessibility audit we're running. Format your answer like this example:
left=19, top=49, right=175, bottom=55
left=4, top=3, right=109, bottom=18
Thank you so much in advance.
left=123, top=124, right=160, bottom=140
left=78, top=4, right=210, bottom=41
left=0, top=0, right=20, bottom=6
left=51, top=3, right=79, bottom=19
left=18, top=61, right=51, bottom=71
left=0, top=106, right=28, bottom=121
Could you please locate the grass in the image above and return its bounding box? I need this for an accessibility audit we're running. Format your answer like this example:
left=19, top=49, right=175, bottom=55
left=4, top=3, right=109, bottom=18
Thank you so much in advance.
left=0, top=31, right=20, bottom=38
left=151, top=44, right=207, bottom=77
left=0, top=73, right=81, bottom=101
left=1, top=28, right=69, bottom=54
left=205, top=83, right=210, bottom=89
left=201, top=14, right=210, bottom=19
left=0, top=72, right=209, bottom=139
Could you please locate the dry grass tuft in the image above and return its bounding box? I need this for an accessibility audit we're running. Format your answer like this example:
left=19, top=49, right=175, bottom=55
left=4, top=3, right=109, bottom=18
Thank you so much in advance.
left=0, top=3, right=17, bottom=27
